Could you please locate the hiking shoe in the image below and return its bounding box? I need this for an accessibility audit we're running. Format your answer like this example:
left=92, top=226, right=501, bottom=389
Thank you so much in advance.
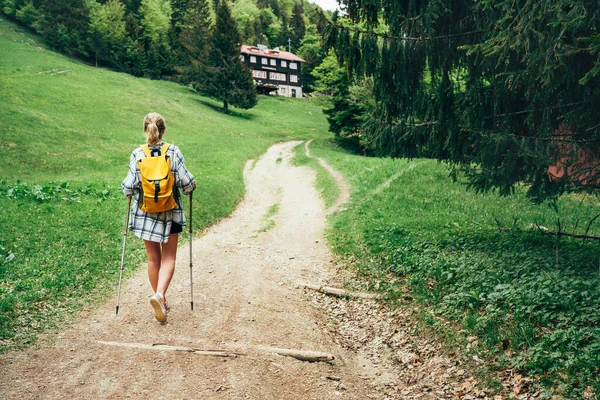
left=149, top=293, right=167, bottom=323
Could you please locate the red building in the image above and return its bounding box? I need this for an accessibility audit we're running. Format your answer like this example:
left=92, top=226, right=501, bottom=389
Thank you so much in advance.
left=548, top=126, right=600, bottom=187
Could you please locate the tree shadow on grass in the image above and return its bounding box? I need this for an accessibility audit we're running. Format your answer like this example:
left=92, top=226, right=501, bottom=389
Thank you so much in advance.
left=196, top=99, right=256, bottom=121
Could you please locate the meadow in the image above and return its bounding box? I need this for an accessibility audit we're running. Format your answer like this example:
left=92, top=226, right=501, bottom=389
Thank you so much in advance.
left=305, top=139, right=600, bottom=397
left=0, top=17, right=329, bottom=350
left=2, top=14, right=599, bottom=398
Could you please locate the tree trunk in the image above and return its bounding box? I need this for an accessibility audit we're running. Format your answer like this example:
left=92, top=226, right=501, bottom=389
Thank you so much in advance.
left=223, top=100, right=229, bottom=114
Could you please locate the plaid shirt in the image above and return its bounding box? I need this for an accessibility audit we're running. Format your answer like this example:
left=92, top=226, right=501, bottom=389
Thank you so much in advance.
left=121, top=142, right=195, bottom=243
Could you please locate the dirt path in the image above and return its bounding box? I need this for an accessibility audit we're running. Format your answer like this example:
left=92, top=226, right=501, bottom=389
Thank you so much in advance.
left=0, top=142, right=381, bottom=399
left=1, top=141, right=501, bottom=400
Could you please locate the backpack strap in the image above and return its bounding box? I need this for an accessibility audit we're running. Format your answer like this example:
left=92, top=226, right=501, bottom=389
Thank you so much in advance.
left=140, top=142, right=170, bottom=158
left=140, top=144, right=151, bottom=158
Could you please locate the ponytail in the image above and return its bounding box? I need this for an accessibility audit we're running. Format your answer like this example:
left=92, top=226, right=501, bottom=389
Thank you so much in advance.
left=143, top=112, right=166, bottom=146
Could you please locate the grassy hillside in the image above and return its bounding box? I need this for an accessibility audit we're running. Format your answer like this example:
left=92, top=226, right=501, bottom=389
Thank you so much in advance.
left=0, top=17, right=329, bottom=350
left=306, top=140, right=600, bottom=398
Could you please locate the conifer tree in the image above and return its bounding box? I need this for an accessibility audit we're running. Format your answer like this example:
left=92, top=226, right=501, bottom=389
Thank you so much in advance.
left=328, top=0, right=600, bottom=199
left=38, top=0, right=89, bottom=56
left=277, top=13, right=291, bottom=50
left=168, top=0, right=189, bottom=61
left=169, top=0, right=188, bottom=38
left=178, top=0, right=212, bottom=86
left=289, top=2, right=305, bottom=51
left=139, top=0, right=173, bottom=78
left=268, top=0, right=280, bottom=18
left=206, top=0, right=257, bottom=113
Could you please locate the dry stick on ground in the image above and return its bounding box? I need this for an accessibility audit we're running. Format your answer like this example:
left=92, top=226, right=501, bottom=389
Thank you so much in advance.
left=256, top=346, right=335, bottom=362
left=297, top=282, right=381, bottom=300
left=96, top=341, right=334, bottom=363
left=97, top=341, right=241, bottom=357
left=534, top=222, right=600, bottom=241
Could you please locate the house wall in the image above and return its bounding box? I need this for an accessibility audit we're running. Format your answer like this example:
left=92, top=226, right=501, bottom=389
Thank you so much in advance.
left=277, top=85, right=303, bottom=98
left=241, top=52, right=303, bottom=98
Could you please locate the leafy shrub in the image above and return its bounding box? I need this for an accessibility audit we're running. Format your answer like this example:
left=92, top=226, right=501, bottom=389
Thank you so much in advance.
left=0, top=180, right=116, bottom=203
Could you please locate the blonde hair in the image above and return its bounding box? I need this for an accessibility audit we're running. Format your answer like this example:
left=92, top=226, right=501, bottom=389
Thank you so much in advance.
left=143, top=112, right=166, bottom=146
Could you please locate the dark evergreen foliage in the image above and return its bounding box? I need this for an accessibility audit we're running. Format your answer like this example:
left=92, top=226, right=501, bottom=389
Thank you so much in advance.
left=277, top=13, right=292, bottom=50
left=328, top=0, right=600, bottom=200
left=205, top=0, right=257, bottom=113
left=268, top=0, right=280, bottom=17
left=289, top=3, right=305, bottom=51
left=38, top=0, right=90, bottom=56
left=168, top=0, right=189, bottom=64
left=178, top=0, right=212, bottom=86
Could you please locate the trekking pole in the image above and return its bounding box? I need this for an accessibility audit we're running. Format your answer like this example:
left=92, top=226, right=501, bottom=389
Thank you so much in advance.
left=116, top=196, right=132, bottom=316
left=189, top=191, right=194, bottom=311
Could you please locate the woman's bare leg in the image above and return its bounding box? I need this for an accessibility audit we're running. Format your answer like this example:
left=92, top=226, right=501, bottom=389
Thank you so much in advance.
left=157, top=233, right=178, bottom=298
left=144, top=240, right=162, bottom=293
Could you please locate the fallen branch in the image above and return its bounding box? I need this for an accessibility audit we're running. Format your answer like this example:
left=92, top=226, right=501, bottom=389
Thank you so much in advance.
left=298, top=282, right=380, bottom=300
left=96, top=340, right=333, bottom=362
left=583, top=212, right=600, bottom=238
left=256, top=346, right=334, bottom=362
left=534, top=224, right=600, bottom=241
left=96, top=341, right=242, bottom=357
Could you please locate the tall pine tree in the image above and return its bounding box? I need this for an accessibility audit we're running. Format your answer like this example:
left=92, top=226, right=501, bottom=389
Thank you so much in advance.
left=206, top=0, right=257, bottom=113
left=289, top=2, right=305, bottom=51
left=139, top=0, right=173, bottom=78
left=178, top=0, right=212, bottom=87
left=328, top=0, right=600, bottom=200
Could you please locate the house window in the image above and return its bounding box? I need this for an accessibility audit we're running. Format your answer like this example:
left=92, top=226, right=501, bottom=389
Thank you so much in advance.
left=262, top=57, right=268, bottom=65
left=281, top=60, right=287, bottom=68
left=289, top=62, right=297, bottom=70
left=250, top=56, right=257, bottom=63
left=252, top=70, right=267, bottom=79
left=290, top=75, right=298, bottom=83
left=269, top=72, right=286, bottom=81
left=270, top=59, right=276, bottom=66
left=240, top=55, right=245, bottom=62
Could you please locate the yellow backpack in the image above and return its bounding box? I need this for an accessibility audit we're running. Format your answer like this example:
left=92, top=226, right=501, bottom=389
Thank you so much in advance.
left=137, top=143, right=178, bottom=213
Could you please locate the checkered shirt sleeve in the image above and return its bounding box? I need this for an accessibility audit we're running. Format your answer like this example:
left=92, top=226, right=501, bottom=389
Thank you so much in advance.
left=121, top=143, right=195, bottom=243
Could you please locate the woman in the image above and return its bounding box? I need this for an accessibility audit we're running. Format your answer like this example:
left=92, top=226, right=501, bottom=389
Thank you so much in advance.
left=121, top=112, right=196, bottom=323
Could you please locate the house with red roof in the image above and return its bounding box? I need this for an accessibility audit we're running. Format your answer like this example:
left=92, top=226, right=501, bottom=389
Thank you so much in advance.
left=241, top=45, right=305, bottom=98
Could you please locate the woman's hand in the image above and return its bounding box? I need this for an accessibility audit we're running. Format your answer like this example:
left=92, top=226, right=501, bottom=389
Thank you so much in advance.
left=192, top=180, right=197, bottom=190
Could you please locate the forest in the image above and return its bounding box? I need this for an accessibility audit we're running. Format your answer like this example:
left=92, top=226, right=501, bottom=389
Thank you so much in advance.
left=0, top=0, right=330, bottom=98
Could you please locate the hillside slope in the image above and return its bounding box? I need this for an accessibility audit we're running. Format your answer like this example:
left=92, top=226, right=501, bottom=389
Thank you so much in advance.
left=0, top=17, right=329, bottom=349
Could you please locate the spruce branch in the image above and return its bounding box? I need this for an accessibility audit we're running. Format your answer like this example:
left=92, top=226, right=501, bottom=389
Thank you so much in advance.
left=330, top=24, right=484, bottom=42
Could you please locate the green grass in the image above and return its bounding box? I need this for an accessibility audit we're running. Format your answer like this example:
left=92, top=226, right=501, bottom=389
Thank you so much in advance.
left=0, top=18, right=329, bottom=351
left=306, top=139, right=600, bottom=398
left=257, top=202, right=280, bottom=233
left=292, top=141, right=339, bottom=209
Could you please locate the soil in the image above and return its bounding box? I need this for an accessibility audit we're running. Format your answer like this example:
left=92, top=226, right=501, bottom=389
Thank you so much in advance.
left=0, top=141, right=517, bottom=399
